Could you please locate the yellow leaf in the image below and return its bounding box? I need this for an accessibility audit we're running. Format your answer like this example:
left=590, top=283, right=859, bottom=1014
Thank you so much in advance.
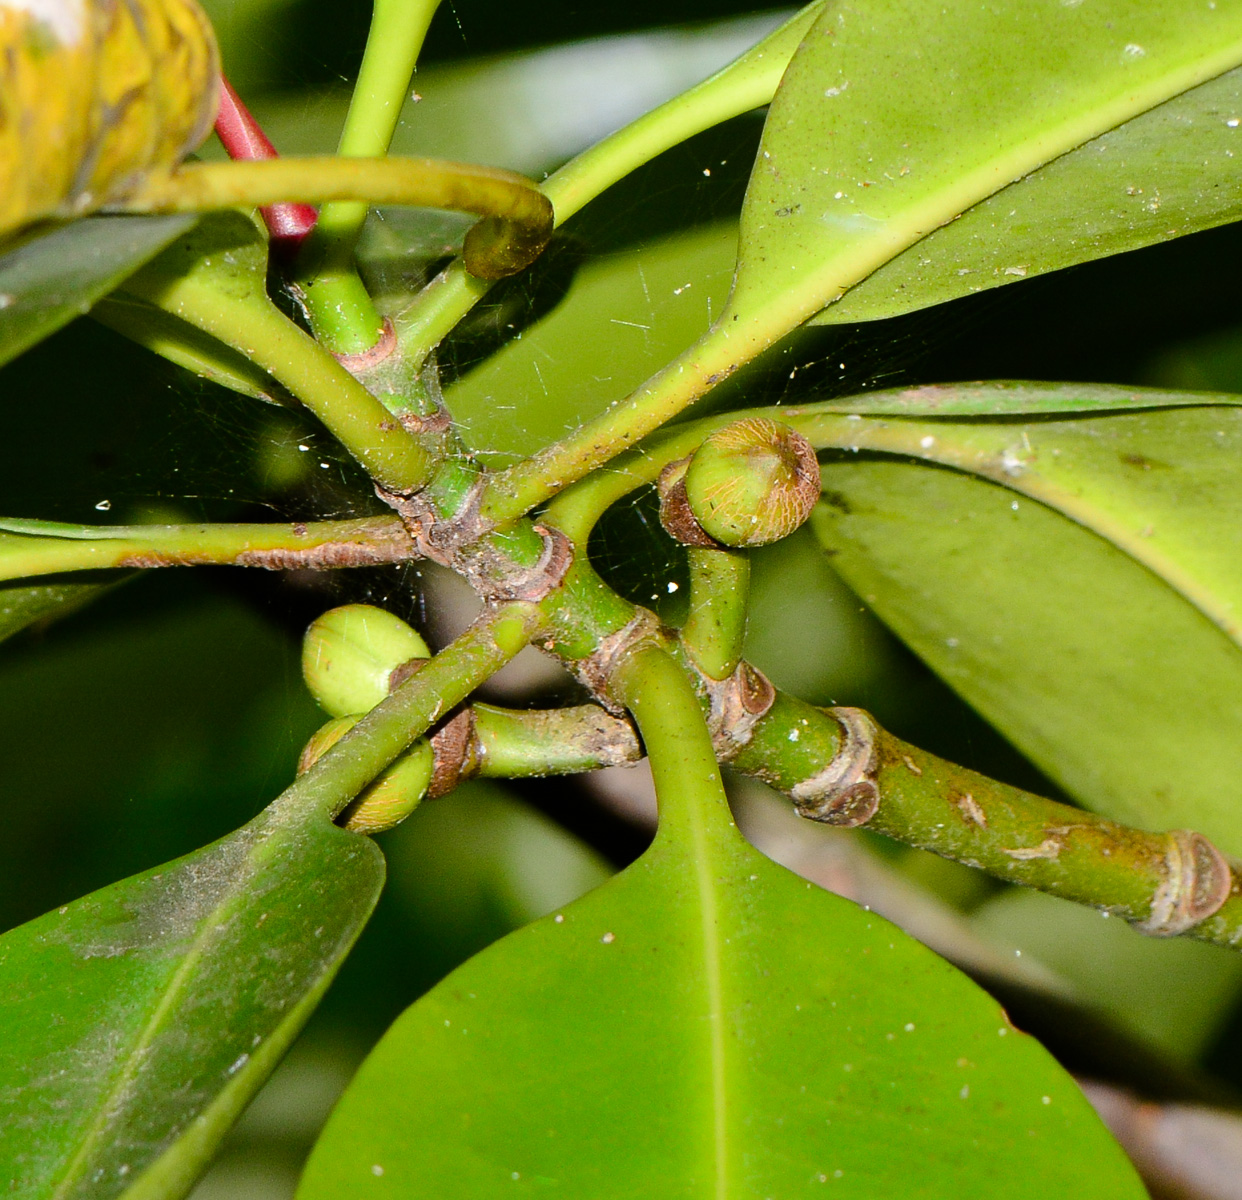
left=0, top=0, right=219, bottom=240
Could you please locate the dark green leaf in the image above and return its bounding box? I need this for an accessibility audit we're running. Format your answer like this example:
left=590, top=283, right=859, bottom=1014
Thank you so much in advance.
left=731, top=0, right=1242, bottom=345
left=92, top=296, right=286, bottom=405
left=298, top=786, right=1141, bottom=1197
left=0, top=809, right=383, bottom=1199
left=794, top=401, right=1242, bottom=649
left=0, top=579, right=119, bottom=645
left=0, top=216, right=197, bottom=369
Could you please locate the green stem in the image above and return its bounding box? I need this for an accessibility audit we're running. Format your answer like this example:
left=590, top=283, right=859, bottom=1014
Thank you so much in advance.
left=298, top=0, right=443, bottom=352
left=391, top=3, right=823, bottom=369
left=543, top=3, right=823, bottom=226
left=470, top=703, right=641, bottom=778
left=277, top=601, right=543, bottom=823
left=0, top=517, right=411, bottom=581
left=696, top=673, right=1242, bottom=950
left=121, top=263, right=434, bottom=493
left=681, top=547, right=750, bottom=680
left=131, top=158, right=552, bottom=285
left=481, top=326, right=745, bottom=524
left=611, top=644, right=734, bottom=844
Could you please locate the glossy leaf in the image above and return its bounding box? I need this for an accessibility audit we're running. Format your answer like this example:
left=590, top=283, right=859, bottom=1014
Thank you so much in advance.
left=298, top=775, right=1140, bottom=1197
left=811, top=455, right=1242, bottom=853
left=730, top=0, right=1242, bottom=347
left=445, top=223, right=739, bottom=462
left=0, top=805, right=384, bottom=1199
left=0, top=216, right=197, bottom=368
left=816, top=66, right=1242, bottom=324
left=0, top=0, right=218, bottom=241
left=971, top=889, right=1242, bottom=1064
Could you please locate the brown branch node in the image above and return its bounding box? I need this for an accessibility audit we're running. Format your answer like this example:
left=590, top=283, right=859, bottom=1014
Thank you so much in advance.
left=377, top=482, right=573, bottom=603
left=698, top=660, right=777, bottom=761
left=791, top=706, right=881, bottom=827
left=573, top=611, right=664, bottom=716
left=1135, top=830, right=1233, bottom=937
left=657, top=458, right=719, bottom=548
left=428, top=708, right=479, bottom=798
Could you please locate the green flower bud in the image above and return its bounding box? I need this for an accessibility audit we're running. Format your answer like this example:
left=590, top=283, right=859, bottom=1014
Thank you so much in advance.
left=297, top=713, right=435, bottom=835
left=302, top=604, right=431, bottom=718
left=683, top=418, right=820, bottom=547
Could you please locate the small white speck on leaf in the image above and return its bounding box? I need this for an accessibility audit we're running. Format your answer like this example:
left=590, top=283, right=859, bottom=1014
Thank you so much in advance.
left=601, top=931, right=615, bottom=944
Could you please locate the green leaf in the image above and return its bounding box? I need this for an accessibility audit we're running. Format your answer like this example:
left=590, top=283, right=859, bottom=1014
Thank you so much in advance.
left=0, top=216, right=197, bottom=369
left=810, top=453, right=1242, bottom=853
left=0, top=806, right=384, bottom=1199
left=445, top=223, right=739, bottom=463
left=794, top=399, right=1242, bottom=648
left=730, top=0, right=1242, bottom=347
left=0, top=579, right=119, bottom=645
left=815, top=65, right=1242, bottom=323
left=298, top=790, right=1140, bottom=1196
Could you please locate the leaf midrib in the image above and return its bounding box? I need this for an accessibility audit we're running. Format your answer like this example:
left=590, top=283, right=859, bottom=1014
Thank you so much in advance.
left=47, top=819, right=283, bottom=1199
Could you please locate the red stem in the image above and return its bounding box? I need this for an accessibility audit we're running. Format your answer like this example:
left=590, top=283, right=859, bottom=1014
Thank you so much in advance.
left=213, top=74, right=319, bottom=256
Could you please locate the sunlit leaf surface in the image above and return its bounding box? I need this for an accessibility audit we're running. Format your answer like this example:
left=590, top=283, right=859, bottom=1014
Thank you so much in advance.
left=298, top=777, right=1141, bottom=1198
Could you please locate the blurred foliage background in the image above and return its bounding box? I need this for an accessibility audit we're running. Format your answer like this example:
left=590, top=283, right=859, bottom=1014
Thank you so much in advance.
left=5, top=1, right=1242, bottom=1195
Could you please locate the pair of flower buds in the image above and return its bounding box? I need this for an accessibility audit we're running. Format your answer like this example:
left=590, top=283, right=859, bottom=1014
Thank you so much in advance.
left=299, top=605, right=435, bottom=834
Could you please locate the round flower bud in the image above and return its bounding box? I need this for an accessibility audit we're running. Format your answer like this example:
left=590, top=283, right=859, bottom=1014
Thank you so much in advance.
left=302, top=604, right=431, bottom=718
left=682, top=418, right=820, bottom=547
left=297, top=714, right=435, bottom=835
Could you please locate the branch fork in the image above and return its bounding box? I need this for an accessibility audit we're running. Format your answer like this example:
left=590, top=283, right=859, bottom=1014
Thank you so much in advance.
left=376, top=482, right=574, bottom=603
